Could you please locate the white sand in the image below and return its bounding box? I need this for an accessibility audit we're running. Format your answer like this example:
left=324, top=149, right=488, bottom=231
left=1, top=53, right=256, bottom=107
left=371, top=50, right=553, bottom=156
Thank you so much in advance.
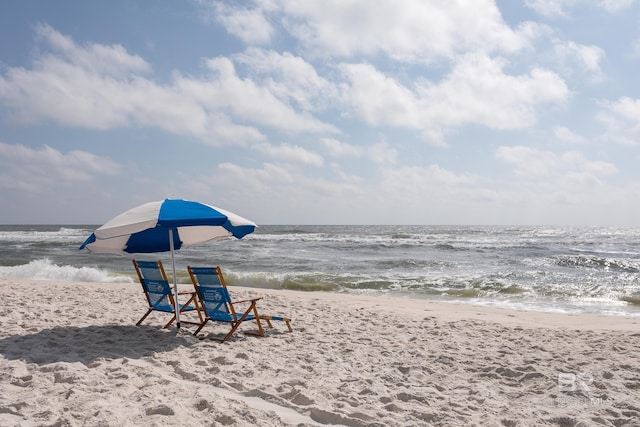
left=1, top=278, right=640, bottom=427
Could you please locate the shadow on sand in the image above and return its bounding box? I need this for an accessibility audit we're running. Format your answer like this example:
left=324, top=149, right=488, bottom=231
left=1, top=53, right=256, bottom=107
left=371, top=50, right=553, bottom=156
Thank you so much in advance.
left=0, top=325, right=195, bottom=365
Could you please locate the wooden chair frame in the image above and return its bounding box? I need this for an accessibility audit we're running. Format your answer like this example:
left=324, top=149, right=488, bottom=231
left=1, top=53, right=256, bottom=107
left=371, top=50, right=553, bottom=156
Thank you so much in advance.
left=132, top=260, right=203, bottom=328
left=188, top=266, right=292, bottom=342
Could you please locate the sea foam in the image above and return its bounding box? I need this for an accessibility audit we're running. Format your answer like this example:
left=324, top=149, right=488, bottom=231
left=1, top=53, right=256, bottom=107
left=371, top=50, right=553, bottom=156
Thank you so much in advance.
left=0, top=259, right=133, bottom=283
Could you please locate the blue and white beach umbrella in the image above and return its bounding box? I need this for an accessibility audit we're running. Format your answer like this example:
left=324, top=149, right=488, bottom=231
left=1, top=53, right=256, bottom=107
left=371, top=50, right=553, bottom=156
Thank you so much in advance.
left=80, top=199, right=256, bottom=327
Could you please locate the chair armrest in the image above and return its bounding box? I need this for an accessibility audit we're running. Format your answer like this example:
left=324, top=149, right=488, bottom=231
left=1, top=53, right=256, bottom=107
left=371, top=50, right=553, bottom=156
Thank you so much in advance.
left=229, top=297, right=263, bottom=305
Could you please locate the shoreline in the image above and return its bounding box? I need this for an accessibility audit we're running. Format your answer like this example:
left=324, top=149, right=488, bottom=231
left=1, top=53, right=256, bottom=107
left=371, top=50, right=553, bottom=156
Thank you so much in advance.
left=5, top=254, right=640, bottom=318
left=1, top=277, right=640, bottom=426
left=6, top=277, right=639, bottom=330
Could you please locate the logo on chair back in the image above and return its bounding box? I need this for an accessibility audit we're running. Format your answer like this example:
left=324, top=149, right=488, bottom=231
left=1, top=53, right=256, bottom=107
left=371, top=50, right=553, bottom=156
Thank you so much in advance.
left=203, top=288, right=224, bottom=302
left=146, top=280, right=168, bottom=293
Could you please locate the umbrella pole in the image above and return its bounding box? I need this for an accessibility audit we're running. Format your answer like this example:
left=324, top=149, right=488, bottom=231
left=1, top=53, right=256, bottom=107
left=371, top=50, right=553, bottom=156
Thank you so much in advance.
left=169, top=228, right=181, bottom=329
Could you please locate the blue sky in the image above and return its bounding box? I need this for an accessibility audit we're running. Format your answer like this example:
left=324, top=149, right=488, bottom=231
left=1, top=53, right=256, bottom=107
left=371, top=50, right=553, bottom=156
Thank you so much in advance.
left=1, top=0, right=639, bottom=225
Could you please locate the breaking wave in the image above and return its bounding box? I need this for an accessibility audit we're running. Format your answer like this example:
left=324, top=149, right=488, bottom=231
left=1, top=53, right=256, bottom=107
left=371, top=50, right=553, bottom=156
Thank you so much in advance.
left=0, top=259, right=133, bottom=283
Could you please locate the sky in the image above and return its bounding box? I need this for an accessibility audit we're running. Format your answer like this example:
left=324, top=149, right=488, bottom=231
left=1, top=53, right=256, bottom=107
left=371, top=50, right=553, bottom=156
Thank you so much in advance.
left=1, top=0, right=640, bottom=225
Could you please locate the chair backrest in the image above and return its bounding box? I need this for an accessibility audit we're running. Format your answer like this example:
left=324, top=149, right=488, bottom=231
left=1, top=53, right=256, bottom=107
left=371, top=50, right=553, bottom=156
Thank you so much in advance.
left=188, top=266, right=236, bottom=321
left=133, top=260, right=174, bottom=309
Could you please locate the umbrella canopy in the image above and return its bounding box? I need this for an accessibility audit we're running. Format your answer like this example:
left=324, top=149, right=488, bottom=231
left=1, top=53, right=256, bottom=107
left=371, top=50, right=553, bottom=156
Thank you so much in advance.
left=80, top=199, right=256, bottom=328
left=79, top=199, right=255, bottom=254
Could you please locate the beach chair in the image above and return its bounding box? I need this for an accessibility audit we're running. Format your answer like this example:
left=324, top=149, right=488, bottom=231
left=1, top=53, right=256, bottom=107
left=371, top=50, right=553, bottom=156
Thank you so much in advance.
left=188, top=266, right=292, bottom=342
left=132, top=260, right=202, bottom=328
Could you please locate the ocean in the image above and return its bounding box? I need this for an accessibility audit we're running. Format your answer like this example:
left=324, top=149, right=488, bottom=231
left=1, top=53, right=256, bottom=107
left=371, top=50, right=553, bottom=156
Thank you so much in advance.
left=1, top=224, right=639, bottom=316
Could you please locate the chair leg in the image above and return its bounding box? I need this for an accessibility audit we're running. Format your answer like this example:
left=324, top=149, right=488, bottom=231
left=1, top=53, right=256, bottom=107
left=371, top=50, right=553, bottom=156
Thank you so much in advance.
left=253, top=306, right=265, bottom=337
left=261, top=317, right=274, bottom=329
left=221, top=302, right=258, bottom=342
left=136, top=308, right=179, bottom=329
left=163, top=314, right=177, bottom=329
left=221, top=320, right=244, bottom=342
left=136, top=309, right=153, bottom=326
left=191, top=297, right=204, bottom=324
left=193, top=318, right=209, bottom=336
left=181, top=293, right=202, bottom=316
left=258, top=315, right=293, bottom=333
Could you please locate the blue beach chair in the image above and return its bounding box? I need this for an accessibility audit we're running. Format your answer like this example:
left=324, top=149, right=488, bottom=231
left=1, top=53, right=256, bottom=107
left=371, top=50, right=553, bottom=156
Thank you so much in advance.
left=188, top=266, right=292, bottom=342
left=132, top=260, right=202, bottom=328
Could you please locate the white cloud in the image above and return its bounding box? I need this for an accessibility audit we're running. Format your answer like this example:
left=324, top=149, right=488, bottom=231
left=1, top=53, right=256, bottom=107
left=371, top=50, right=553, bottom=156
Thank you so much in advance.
left=424, top=55, right=568, bottom=129
left=214, top=161, right=484, bottom=224
left=368, top=141, right=398, bottom=165
left=232, top=48, right=336, bottom=111
left=34, top=23, right=151, bottom=76
left=340, top=55, right=569, bottom=145
left=553, top=126, right=588, bottom=144
left=525, top=0, right=634, bottom=16
left=487, top=145, right=629, bottom=223
left=560, top=151, right=617, bottom=175
left=212, top=2, right=274, bottom=44
left=255, top=142, right=324, bottom=166
left=596, top=0, right=635, bottom=13
left=275, top=0, right=537, bottom=62
left=220, top=161, right=294, bottom=185
left=321, top=138, right=362, bottom=158
left=0, top=28, right=259, bottom=143
left=199, top=154, right=629, bottom=224
left=189, top=57, right=338, bottom=134
left=379, top=165, right=480, bottom=205
left=205, top=0, right=545, bottom=63
left=597, top=96, right=640, bottom=145
left=320, top=137, right=397, bottom=165
left=525, top=0, right=574, bottom=17
left=495, top=146, right=617, bottom=180
left=196, top=113, right=266, bottom=146
left=206, top=161, right=365, bottom=223
left=554, top=40, right=605, bottom=82
left=0, top=142, right=121, bottom=192
left=495, top=146, right=557, bottom=177
left=0, top=26, right=338, bottom=146
left=0, top=20, right=565, bottom=154
left=338, top=63, right=418, bottom=126
left=375, top=165, right=487, bottom=222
